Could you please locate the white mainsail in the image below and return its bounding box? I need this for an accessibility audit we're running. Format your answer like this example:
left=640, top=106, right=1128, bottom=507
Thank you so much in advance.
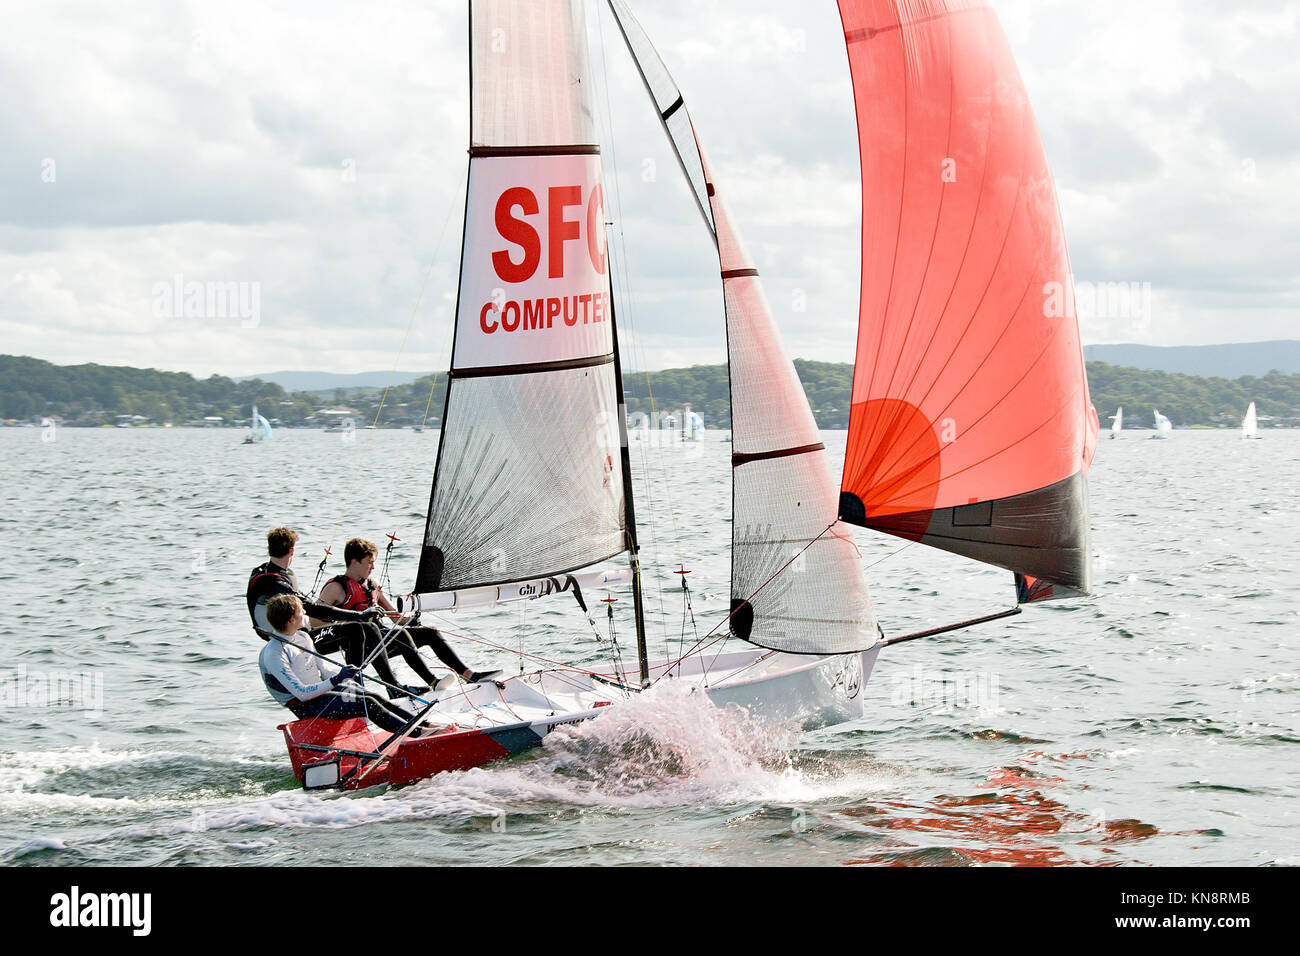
left=1111, top=407, right=1123, bottom=438
left=245, top=404, right=272, bottom=443
left=414, top=0, right=626, bottom=595
left=1242, top=402, right=1259, bottom=439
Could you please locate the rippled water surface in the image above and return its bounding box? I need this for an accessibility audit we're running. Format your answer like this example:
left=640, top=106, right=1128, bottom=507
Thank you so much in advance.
left=1, top=427, right=1296, bottom=866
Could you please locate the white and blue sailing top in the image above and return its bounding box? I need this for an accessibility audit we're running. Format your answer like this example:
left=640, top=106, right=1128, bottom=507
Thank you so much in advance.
left=259, top=629, right=349, bottom=705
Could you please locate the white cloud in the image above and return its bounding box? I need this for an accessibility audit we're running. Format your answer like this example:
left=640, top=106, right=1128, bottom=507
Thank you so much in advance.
left=0, top=0, right=1296, bottom=378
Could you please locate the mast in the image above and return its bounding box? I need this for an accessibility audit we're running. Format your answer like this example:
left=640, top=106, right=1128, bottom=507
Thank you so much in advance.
left=606, top=280, right=650, bottom=685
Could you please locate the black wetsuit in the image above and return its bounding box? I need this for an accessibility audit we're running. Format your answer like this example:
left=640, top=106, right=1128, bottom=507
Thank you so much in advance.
left=247, top=562, right=440, bottom=693
left=323, top=573, right=470, bottom=678
left=245, top=561, right=407, bottom=688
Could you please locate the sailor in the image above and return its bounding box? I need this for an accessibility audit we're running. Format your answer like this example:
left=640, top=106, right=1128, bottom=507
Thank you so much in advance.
left=246, top=527, right=424, bottom=696
left=318, top=537, right=502, bottom=685
left=258, top=594, right=421, bottom=734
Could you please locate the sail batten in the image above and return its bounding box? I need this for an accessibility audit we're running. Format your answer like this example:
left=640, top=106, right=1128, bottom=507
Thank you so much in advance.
left=416, top=0, right=626, bottom=595
left=836, top=0, right=1097, bottom=596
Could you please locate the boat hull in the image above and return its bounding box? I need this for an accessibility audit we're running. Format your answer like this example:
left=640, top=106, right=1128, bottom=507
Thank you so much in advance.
left=280, top=646, right=880, bottom=791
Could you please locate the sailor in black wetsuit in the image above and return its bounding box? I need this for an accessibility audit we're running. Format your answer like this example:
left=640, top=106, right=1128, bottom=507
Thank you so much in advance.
left=318, top=537, right=501, bottom=685
left=246, top=527, right=424, bottom=696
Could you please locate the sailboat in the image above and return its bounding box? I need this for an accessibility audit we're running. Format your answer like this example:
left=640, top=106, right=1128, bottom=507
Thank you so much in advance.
left=243, top=405, right=272, bottom=444
left=1152, top=409, right=1172, bottom=439
left=1111, top=407, right=1123, bottom=438
left=277, top=0, right=1095, bottom=791
left=1241, top=401, right=1260, bottom=439
left=680, top=404, right=704, bottom=441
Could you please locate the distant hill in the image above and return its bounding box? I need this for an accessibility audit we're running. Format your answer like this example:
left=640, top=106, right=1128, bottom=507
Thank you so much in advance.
left=236, top=370, right=428, bottom=391
left=1083, top=341, right=1300, bottom=378
left=5, top=353, right=1299, bottom=429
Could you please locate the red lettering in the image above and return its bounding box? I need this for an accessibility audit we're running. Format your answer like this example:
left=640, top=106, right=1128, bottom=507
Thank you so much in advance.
left=548, top=186, right=582, bottom=279
left=492, top=188, right=541, bottom=283
left=501, top=300, right=520, bottom=332
left=563, top=295, right=578, bottom=326
left=551, top=297, right=568, bottom=327
left=593, top=291, right=604, bottom=324
left=586, top=184, right=606, bottom=275
left=578, top=293, right=592, bottom=325
left=479, top=302, right=498, bottom=334
left=523, top=298, right=545, bottom=330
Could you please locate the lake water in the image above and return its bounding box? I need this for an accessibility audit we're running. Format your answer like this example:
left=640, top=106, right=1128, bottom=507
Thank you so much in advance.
left=1, top=426, right=1296, bottom=866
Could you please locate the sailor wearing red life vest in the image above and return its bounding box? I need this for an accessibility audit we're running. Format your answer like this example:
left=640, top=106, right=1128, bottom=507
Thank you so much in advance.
left=318, top=538, right=502, bottom=686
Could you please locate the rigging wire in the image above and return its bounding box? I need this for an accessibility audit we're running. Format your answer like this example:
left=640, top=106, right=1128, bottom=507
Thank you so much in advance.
left=592, top=2, right=694, bottom=661
left=313, top=182, right=464, bottom=594
left=656, top=522, right=839, bottom=677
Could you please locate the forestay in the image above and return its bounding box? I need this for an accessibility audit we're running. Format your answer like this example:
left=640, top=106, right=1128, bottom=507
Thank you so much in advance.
left=607, top=0, right=876, bottom=654
left=835, top=0, right=1099, bottom=597
left=415, top=0, right=626, bottom=594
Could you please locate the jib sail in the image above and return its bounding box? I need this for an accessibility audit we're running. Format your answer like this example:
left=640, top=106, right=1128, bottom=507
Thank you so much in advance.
left=608, top=0, right=876, bottom=653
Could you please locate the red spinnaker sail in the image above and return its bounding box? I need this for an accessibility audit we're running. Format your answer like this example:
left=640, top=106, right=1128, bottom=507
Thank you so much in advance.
left=836, top=0, right=1098, bottom=595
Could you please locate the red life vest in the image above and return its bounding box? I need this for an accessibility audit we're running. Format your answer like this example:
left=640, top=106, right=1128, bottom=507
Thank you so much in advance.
left=328, top=574, right=375, bottom=611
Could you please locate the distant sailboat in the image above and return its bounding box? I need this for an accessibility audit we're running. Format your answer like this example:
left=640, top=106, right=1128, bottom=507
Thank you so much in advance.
left=1152, top=410, right=1172, bottom=439
left=680, top=404, right=704, bottom=441
left=1241, top=401, right=1260, bottom=439
left=243, top=405, right=272, bottom=444
left=1110, top=407, right=1123, bottom=439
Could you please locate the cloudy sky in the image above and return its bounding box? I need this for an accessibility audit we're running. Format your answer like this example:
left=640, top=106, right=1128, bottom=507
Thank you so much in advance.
left=1, top=0, right=1296, bottom=378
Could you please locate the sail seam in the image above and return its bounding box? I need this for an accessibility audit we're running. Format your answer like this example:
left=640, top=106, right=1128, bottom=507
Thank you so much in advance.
left=469, top=145, right=601, bottom=157
left=450, top=353, right=615, bottom=379
left=721, top=268, right=759, bottom=279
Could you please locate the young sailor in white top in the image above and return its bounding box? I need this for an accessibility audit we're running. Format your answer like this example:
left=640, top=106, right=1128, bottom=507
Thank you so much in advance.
left=258, top=594, right=422, bottom=734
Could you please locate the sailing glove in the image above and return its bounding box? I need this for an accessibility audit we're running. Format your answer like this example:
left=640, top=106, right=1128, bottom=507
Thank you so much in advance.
left=331, top=666, right=361, bottom=687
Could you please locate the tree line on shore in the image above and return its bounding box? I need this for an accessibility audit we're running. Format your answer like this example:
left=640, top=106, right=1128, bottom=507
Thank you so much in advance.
left=2, top=353, right=1295, bottom=429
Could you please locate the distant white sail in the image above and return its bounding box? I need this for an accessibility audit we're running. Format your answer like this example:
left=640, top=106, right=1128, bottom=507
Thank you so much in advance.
left=1110, top=407, right=1123, bottom=438
left=245, top=404, right=272, bottom=443
left=1242, top=401, right=1259, bottom=439
left=1153, top=410, right=1172, bottom=439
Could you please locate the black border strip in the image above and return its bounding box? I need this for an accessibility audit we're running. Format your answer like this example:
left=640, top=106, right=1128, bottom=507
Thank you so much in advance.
left=469, top=144, right=601, bottom=157
left=722, top=268, right=759, bottom=279
left=732, top=442, right=825, bottom=467
left=450, top=352, right=615, bottom=380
